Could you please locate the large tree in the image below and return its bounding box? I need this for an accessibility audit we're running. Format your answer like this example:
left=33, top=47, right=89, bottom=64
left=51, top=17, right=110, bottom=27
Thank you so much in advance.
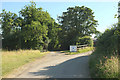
left=58, top=6, right=98, bottom=50
left=1, top=9, right=18, bottom=38
left=19, top=1, right=51, bottom=50
left=47, top=18, right=61, bottom=50
left=0, top=9, right=22, bottom=50
left=1, top=1, right=60, bottom=51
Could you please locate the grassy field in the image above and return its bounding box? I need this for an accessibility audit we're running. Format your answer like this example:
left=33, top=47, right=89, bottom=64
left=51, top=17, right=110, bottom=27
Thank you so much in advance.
left=61, top=47, right=93, bottom=55
left=89, top=52, right=119, bottom=78
left=2, top=50, right=48, bottom=76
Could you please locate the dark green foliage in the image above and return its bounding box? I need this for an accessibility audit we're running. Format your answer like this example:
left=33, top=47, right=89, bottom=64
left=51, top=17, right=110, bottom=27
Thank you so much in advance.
left=89, top=24, right=119, bottom=78
left=94, top=31, right=102, bottom=39
left=1, top=9, right=21, bottom=50
left=0, top=2, right=98, bottom=51
left=2, top=32, right=21, bottom=50
left=19, top=2, right=49, bottom=50
left=1, top=9, right=18, bottom=38
left=76, top=36, right=93, bottom=47
left=47, top=20, right=61, bottom=50
left=89, top=3, right=120, bottom=77
left=58, top=6, right=98, bottom=50
left=116, top=23, right=120, bottom=54
left=96, top=24, right=118, bottom=54
left=1, top=1, right=60, bottom=51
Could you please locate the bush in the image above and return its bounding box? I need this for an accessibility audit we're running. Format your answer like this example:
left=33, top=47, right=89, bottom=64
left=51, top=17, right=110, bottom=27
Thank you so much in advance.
left=89, top=24, right=119, bottom=78
left=89, top=53, right=118, bottom=78
left=76, top=36, right=93, bottom=47
left=96, top=27, right=118, bottom=55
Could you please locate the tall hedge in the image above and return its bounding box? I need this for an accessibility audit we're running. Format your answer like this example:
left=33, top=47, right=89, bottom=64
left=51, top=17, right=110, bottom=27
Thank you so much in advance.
left=96, top=26, right=118, bottom=54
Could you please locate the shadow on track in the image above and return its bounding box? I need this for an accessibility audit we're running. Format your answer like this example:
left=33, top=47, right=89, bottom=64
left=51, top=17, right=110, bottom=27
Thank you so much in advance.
left=29, top=55, right=90, bottom=78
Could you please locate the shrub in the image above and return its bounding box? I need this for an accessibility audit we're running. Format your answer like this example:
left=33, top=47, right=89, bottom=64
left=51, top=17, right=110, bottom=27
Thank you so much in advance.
left=76, top=36, right=93, bottom=47
left=96, top=27, right=118, bottom=55
left=89, top=54, right=118, bottom=78
left=89, top=24, right=119, bottom=78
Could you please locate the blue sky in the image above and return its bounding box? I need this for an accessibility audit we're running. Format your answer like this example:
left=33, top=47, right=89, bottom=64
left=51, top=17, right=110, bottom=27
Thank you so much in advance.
left=1, top=2, right=118, bottom=33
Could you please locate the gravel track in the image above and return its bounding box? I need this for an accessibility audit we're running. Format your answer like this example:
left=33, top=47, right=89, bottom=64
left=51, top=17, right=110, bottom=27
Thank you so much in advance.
left=6, top=51, right=92, bottom=78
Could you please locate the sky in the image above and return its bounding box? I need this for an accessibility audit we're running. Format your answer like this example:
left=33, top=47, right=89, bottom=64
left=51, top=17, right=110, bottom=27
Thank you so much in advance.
left=1, top=1, right=118, bottom=33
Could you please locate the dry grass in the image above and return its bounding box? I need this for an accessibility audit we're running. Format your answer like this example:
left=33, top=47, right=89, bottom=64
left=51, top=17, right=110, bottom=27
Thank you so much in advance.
left=98, top=55, right=118, bottom=78
left=2, top=49, right=48, bottom=76
left=89, top=53, right=119, bottom=78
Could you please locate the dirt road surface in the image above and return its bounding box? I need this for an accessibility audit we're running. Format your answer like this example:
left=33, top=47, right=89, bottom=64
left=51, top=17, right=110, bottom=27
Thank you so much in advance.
left=6, top=51, right=92, bottom=78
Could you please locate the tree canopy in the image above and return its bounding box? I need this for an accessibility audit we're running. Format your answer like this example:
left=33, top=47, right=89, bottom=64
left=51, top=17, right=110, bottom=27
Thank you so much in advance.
left=0, top=2, right=98, bottom=51
left=1, top=1, right=60, bottom=51
left=58, top=6, right=98, bottom=50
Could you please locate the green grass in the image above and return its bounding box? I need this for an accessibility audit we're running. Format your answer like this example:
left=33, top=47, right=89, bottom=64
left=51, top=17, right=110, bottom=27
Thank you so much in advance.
left=2, top=50, right=48, bottom=76
left=61, top=47, right=93, bottom=55
left=89, top=52, right=119, bottom=78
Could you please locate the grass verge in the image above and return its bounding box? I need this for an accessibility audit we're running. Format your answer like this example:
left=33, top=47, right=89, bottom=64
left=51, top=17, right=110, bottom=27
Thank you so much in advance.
left=89, top=52, right=119, bottom=78
left=61, top=47, right=93, bottom=55
left=2, top=50, right=48, bottom=76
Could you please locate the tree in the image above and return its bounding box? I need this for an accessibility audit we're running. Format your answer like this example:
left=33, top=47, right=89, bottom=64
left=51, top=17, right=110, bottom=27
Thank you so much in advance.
left=96, top=24, right=118, bottom=55
left=0, top=9, right=22, bottom=50
left=94, top=31, right=102, bottom=39
left=47, top=18, right=61, bottom=50
left=117, top=1, right=120, bottom=54
left=58, top=6, right=98, bottom=50
left=1, top=1, right=61, bottom=51
left=19, top=1, right=51, bottom=50
left=1, top=9, right=18, bottom=38
left=76, top=36, right=93, bottom=47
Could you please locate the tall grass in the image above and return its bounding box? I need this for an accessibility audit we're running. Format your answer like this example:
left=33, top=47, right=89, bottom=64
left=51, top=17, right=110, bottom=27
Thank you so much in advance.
left=2, top=50, right=48, bottom=76
left=89, top=52, right=119, bottom=78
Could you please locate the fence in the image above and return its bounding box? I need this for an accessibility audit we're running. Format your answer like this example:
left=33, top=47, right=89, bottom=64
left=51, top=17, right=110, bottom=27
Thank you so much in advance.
left=77, top=44, right=88, bottom=50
